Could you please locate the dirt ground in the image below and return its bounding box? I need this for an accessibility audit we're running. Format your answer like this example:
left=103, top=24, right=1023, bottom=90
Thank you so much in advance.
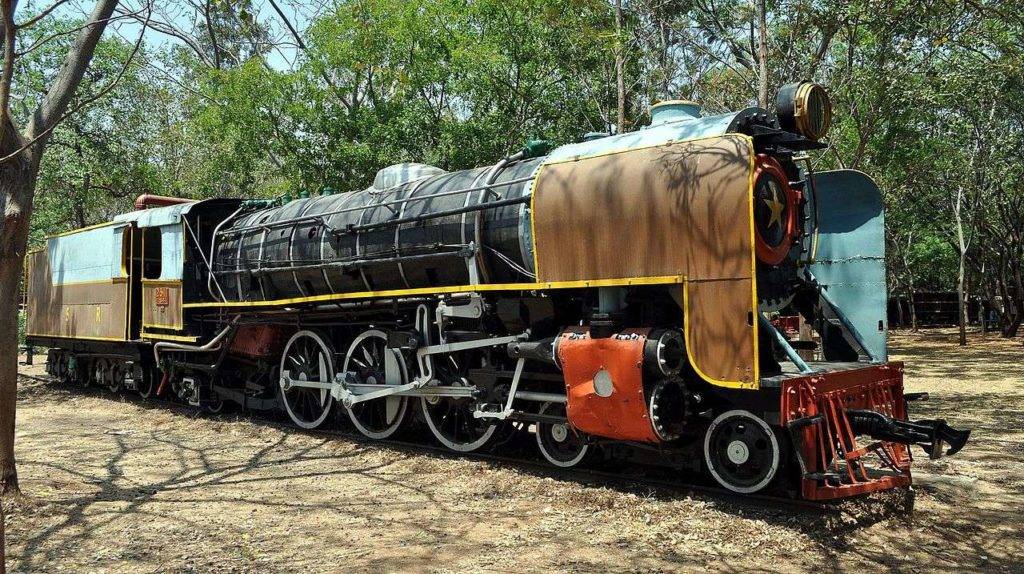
left=3, top=328, right=1022, bottom=573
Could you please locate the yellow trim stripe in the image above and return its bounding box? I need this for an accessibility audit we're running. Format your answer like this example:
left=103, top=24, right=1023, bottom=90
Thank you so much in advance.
left=142, top=322, right=184, bottom=330
left=681, top=280, right=745, bottom=388
left=44, top=220, right=119, bottom=239
left=141, top=332, right=199, bottom=342
left=50, top=277, right=128, bottom=287
left=141, top=279, right=183, bottom=287
left=746, top=137, right=760, bottom=389
left=184, top=275, right=686, bottom=309
left=25, top=332, right=127, bottom=343
left=529, top=133, right=758, bottom=283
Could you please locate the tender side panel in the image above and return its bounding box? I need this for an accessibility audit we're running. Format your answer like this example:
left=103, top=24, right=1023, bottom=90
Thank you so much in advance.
left=141, top=280, right=183, bottom=330
left=531, top=134, right=757, bottom=387
left=26, top=226, right=130, bottom=341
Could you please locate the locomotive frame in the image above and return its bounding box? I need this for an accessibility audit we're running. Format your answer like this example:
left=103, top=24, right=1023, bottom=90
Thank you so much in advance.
left=24, top=82, right=970, bottom=500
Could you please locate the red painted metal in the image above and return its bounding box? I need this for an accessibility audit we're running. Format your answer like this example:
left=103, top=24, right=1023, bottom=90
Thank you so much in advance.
left=557, top=328, right=659, bottom=443
left=133, top=194, right=194, bottom=210
left=229, top=325, right=285, bottom=358
left=780, top=363, right=913, bottom=500
left=753, top=154, right=801, bottom=265
left=156, top=371, right=170, bottom=397
left=771, top=315, right=800, bottom=335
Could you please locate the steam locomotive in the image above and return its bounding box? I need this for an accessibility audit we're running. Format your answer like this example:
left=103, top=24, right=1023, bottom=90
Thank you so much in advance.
left=25, top=82, right=969, bottom=499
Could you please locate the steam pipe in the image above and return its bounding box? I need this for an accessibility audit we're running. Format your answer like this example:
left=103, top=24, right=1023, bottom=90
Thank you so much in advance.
left=134, top=194, right=195, bottom=210
left=153, top=318, right=239, bottom=366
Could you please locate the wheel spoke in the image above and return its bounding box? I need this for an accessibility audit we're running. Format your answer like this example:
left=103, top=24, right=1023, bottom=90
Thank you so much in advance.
left=343, top=330, right=408, bottom=440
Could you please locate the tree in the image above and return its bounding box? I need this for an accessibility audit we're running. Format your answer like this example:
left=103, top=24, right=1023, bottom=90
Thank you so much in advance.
left=0, top=0, right=144, bottom=495
left=1, top=494, right=5, bottom=573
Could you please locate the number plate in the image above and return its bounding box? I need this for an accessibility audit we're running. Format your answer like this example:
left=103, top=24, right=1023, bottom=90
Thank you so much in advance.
left=154, top=287, right=170, bottom=307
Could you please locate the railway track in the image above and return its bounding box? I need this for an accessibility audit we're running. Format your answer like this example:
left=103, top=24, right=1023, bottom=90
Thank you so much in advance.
left=17, top=371, right=862, bottom=513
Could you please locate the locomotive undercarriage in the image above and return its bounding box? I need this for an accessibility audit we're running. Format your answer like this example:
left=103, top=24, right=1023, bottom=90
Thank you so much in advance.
left=40, top=283, right=967, bottom=499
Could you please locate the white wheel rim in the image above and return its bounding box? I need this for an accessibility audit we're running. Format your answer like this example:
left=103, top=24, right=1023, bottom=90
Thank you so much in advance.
left=421, top=396, right=497, bottom=452
left=420, top=370, right=496, bottom=452
left=343, top=330, right=409, bottom=440
left=279, top=330, right=335, bottom=430
left=535, top=402, right=588, bottom=467
left=703, top=409, right=780, bottom=494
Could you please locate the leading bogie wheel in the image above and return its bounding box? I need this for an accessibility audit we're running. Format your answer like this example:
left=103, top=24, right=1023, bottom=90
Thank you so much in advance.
left=535, top=402, right=590, bottom=468
left=279, top=330, right=336, bottom=430
left=342, top=329, right=410, bottom=440
left=703, top=410, right=782, bottom=494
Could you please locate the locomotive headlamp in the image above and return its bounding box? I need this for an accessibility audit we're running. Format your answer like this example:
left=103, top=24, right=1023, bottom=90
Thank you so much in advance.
left=775, top=81, right=832, bottom=141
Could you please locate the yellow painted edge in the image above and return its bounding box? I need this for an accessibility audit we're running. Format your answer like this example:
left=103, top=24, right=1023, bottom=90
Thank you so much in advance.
left=530, top=133, right=754, bottom=284
left=44, top=220, right=119, bottom=239
left=142, top=322, right=184, bottom=330
left=126, top=226, right=134, bottom=340
left=25, top=332, right=127, bottom=342
left=184, top=275, right=686, bottom=309
left=51, top=277, right=128, bottom=287
left=141, top=332, right=199, bottom=342
left=652, top=99, right=700, bottom=108
left=539, top=132, right=747, bottom=167
left=681, top=280, right=751, bottom=389
left=677, top=135, right=759, bottom=390
left=142, top=279, right=183, bottom=287
left=745, top=135, right=761, bottom=388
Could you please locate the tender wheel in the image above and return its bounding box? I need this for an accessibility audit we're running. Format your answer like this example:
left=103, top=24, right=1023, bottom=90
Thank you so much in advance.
left=421, top=356, right=497, bottom=452
left=279, top=330, right=336, bottom=430
left=135, top=365, right=154, bottom=399
left=94, top=359, right=110, bottom=390
left=107, top=362, right=125, bottom=393
left=70, top=356, right=89, bottom=388
left=535, top=402, right=589, bottom=468
left=342, top=329, right=409, bottom=440
left=703, top=410, right=781, bottom=494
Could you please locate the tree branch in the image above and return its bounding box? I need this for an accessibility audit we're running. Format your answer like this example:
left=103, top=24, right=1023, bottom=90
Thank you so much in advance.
left=16, top=0, right=72, bottom=29
left=0, top=1, right=16, bottom=143
left=27, top=0, right=122, bottom=142
left=9, top=0, right=150, bottom=164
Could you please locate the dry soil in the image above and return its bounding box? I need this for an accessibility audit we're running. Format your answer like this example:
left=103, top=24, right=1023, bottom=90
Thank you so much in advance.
left=3, top=328, right=1022, bottom=573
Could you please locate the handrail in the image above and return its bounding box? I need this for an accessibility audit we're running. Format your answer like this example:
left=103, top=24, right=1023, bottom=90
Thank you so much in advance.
left=218, top=174, right=535, bottom=237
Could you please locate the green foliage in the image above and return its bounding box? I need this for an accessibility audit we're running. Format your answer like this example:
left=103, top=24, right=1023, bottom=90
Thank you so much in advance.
left=18, top=0, right=1024, bottom=332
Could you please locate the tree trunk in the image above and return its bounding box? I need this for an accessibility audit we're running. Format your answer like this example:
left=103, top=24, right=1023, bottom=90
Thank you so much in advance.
left=1, top=493, right=5, bottom=574
left=957, top=252, right=968, bottom=345
left=908, top=289, right=918, bottom=331
left=953, top=185, right=968, bottom=346
left=756, top=0, right=769, bottom=108
left=614, top=0, right=626, bottom=133
left=895, top=293, right=904, bottom=327
left=0, top=149, right=36, bottom=496
left=0, top=0, right=118, bottom=497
